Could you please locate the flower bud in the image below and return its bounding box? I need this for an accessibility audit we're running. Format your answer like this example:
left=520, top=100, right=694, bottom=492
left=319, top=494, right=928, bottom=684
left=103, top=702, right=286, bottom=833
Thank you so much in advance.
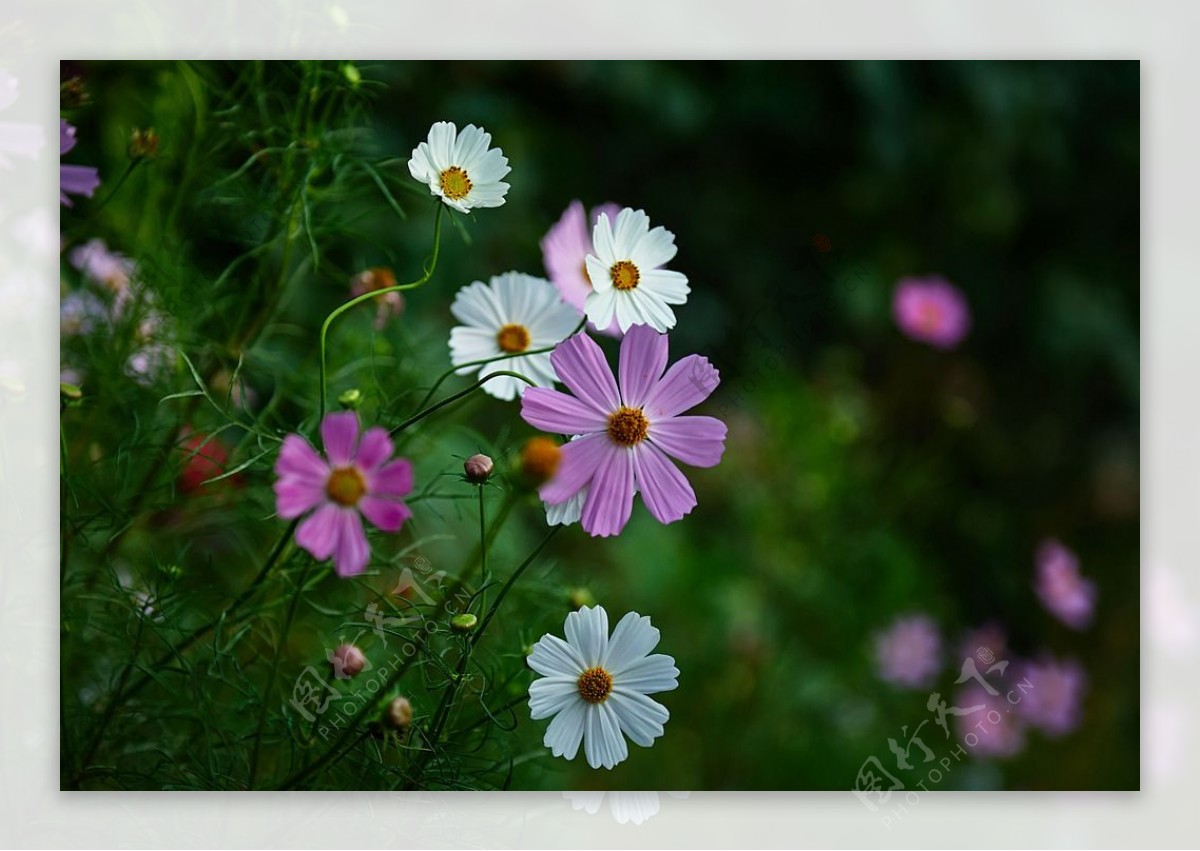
left=464, top=453, right=494, bottom=484
left=330, top=643, right=367, bottom=679
left=568, top=587, right=596, bottom=611
left=450, top=613, right=478, bottom=634
left=129, top=127, right=159, bottom=160
left=384, top=695, right=413, bottom=730
left=60, top=382, right=83, bottom=404
left=519, top=436, right=561, bottom=486
left=338, top=388, right=362, bottom=410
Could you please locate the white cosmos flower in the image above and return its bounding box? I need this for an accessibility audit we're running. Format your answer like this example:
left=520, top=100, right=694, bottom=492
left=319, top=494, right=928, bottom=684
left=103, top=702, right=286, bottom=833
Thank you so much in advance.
left=449, top=272, right=580, bottom=401
left=584, top=208, right=690, bottom=334
left=528, top=605, right=678, bottom=770
left=408, top=121, right=511, bottom=213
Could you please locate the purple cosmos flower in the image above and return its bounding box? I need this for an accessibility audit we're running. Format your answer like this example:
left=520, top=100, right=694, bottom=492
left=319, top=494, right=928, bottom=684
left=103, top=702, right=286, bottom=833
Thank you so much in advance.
left=541, top=200, right=622, bottom=336
left=60, top=120, right=100, bottom=207
left=873, top=614, right=942, bottom=689
left=1034, top=538, right=1096, bottom=629
left=520, top=325, right=726, bottom=537
left=273, top=412, right=414, bottom=577
left=1014, top=656, right=1086, bottom=737
left=952, top=681, right=1027, bottom=758
left=892, top=275, right=970, bottom=349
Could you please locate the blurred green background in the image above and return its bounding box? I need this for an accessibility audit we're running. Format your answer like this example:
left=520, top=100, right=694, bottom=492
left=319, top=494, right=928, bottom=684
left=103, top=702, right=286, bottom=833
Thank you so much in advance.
left=60, top=61, right=1138, bottom=791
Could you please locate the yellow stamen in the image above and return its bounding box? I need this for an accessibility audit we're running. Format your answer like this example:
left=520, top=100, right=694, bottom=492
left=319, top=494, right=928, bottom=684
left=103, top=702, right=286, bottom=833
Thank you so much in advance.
left=496, top=323, right=531, bottom=353
left=606, top=406, right=649, bottom=446
left=577, top=666, right=614, bottom=703
left=439, top=166, right=472, bottom=200
left=610, top=260, right=640, bottom=291
left=326, top=467, right=366, bottom=506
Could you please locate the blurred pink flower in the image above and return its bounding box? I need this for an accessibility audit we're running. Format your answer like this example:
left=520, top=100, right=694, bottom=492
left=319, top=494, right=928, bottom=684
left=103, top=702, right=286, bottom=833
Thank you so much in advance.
left=70, top=238, right=134, bottom=296
left=60, top=119, right=100, bottom=207
left=953, top=681, right=1026, bottom=758
left=873, top=614, right=942, bottom=689
left=541, top=200, right=622, bottom=336
left=273, top=412, right=414, bottom=577
left=1014, top=656, right=1086, bottom=737
left=1034, top=538, right=1096, bottom=629
left=892, top=275, right=970, bottom=349
left=957, top=622, right=1007, bottom=668
left=349, top=266, right=404, bottom=330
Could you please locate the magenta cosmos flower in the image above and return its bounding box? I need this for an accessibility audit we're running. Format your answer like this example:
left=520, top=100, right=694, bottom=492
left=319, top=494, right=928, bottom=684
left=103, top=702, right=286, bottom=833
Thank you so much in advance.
left=1014, top=656, right=1086, bottom=737
left=60, top=120, right=100, bottom=207
left=273, top=412, right=414, bottom=577
left=892, top=275, right=970, bottom=349
left=873, top=614, right=942, bottom=689
left=541, top=200, right=622, bottom=336
left=1034, top=538, right=1096, bottom=629
left=520, top=325, right=726, bottom=537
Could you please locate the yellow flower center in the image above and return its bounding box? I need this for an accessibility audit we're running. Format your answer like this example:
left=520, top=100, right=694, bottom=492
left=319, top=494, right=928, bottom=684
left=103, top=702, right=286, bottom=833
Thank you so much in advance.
left=521, top=436, right=562, bottom=484
left=917, top=301, right=944, bottom=333
left=496, top=323, right=531, bottom=353
left=439, top=166, right=473, bottom=200
left=577, top=666, right=614, bottom=704
left=610, top=260, right=640, bottom=291
left=326, top=466, right=366, bottom=507
left=607, top=406, right=649, bottom=446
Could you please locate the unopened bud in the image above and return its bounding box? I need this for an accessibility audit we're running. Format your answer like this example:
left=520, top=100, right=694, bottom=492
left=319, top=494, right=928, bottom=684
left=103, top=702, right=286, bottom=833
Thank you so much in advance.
left=330, top=643, right=367, bottom=679
left=338, top=388, right=362, bottom=410
left=568, top=587, right=596, bottom=611
left=60, top=382, right=83, bottom=404
left=384, top=695, right=413, bottom=730
left=450, top=613, right=478, bottom=634
left=129, top=127, right=159, bottom=160
left=519, top=436, right=562, bottom=486
left=342, top=63, right=362, bottom=87
left=464, top=453, right=494, bottom=484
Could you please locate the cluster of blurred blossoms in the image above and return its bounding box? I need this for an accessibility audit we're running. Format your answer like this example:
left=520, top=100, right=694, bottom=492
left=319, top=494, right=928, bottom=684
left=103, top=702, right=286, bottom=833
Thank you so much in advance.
left=270, top=120, right=726, bottom=769
left=871, top=539, right=1095, bottom=759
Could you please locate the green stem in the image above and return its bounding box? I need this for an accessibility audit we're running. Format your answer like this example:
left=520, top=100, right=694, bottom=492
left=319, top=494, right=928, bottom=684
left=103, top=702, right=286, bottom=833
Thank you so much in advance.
left=319, top=203, right=444, bottom=419
left=389, top=371, right=536, bottom=436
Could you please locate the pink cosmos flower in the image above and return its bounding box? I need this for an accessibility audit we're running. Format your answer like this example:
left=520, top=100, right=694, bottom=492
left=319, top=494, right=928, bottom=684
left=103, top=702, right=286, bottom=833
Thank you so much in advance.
left=541, top=200, right=622, bottom=337
left=952, top=681, right=1027, bottom=758
left=892, top=275, right=970, bottom=349
left=1014, top=656, right=1086, bottom=737
left=873, top=614, right=942, bottom=689
left=60, top=120, right=100, bottom=207
left=520, top=325, right=726, bottom=537
left=1034, top=538, right=1096, bottom=629
left=273, top=412, right=414, bottom=577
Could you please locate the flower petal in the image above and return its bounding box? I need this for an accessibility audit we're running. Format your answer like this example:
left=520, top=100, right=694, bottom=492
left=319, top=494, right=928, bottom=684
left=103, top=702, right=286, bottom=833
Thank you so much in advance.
left=295, top=503, right=341, bottom=561
left=617, top=324, right=669, bottom=406
left=580, top=445, right=635, bottom=537
left=564, top=605, right=610, bottom=668
left=540, top=433, right=611, bottom=505
left=529, top=633, right=587, bottom=677
left=275, top=434, right=329, bottom=483
left=549, top=332, right=620, bottom=415
left=591, top=213, right=616, bottom=265
left=610, top=208, right=649, bottom=257
left=632, top=443, right=697, bottom=525
left=608, top=689, right=669, bottom=747
left=529, top=676, right=579, bottom=720
left=638, top=268, right=690, bottom=305
left=584, top=702, right=628, bottom=770
left=369, top=458, right=413, bottom=499
left=358, top=496, right=411, bottom=533
left=649, top=416, right=727, bottom=468
left=332, top=509, right=370, bottom=577
left=544, top=698, right=587, bottom=761
left=642, top=355, right=720, bottom=420
left=521, top=387, right=609, bottom=435
left=613, top=653, right=679, bottom=695
left=603, top=612, right=661, bottom=674
left=355, top=427, right=394, bottom=472
left=321, top=411, right=359, bottom=466
left=629, top=225, right=678, bottom=270
left=274, top=477, right=327, bottom=520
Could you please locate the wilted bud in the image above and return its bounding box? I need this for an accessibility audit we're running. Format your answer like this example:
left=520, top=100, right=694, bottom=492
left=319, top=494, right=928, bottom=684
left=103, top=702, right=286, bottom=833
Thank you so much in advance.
left=450, top=613, right=478, bottom=634
left=464, top=453, right=493, bottom=484
left=519, top=436, right=562, bottom=486
left=568, top=587, right=595, bottom=611
left=330, top=643, right=367, bottom=679
left=338, top=388, right=362, bottom=410
left=129, top=127, right=159, bottom=160
left=384, top=695, right=413, bottom=730
left=60, top=76, right=90, bottom=109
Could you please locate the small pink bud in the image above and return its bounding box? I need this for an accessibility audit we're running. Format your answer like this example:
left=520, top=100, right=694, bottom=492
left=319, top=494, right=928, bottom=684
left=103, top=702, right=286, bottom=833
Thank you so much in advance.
left=464, top=453, right=494, bottom=484
left=330, top=643, right=367, bottom=679
left=384, top=695, right=413, bottom=730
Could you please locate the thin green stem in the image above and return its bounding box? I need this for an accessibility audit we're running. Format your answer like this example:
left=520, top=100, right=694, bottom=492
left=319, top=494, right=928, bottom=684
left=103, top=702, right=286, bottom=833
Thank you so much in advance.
left=319, top=203, right=444, bottom=419
left=389, top=371, right=537, bottom=436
